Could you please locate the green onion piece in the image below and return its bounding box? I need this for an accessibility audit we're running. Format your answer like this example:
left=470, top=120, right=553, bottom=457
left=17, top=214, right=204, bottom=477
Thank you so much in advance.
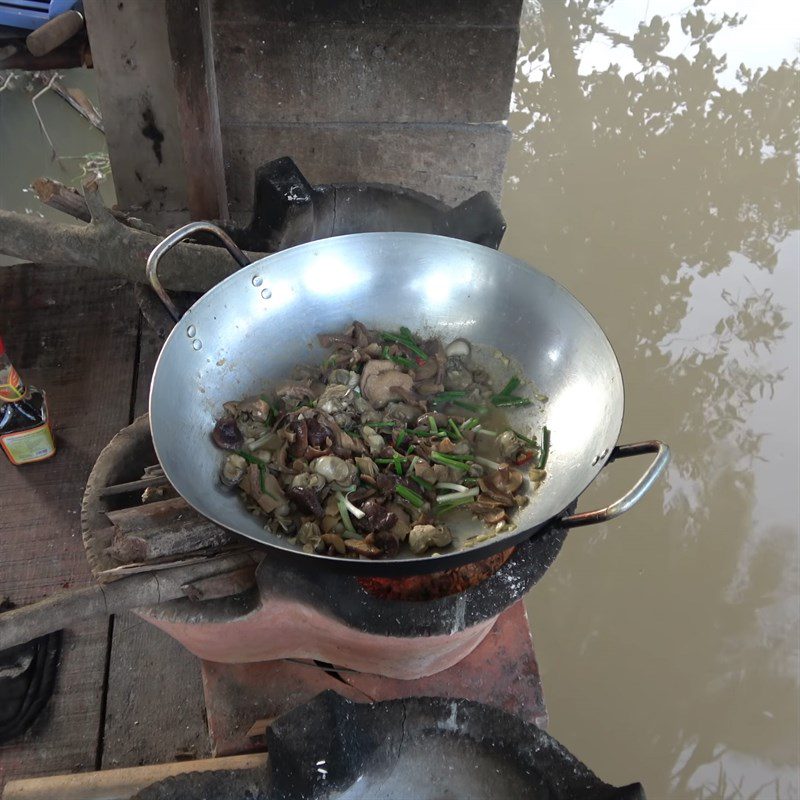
left=390, top=354, right=417, bottom=370
left=336, top=491, right=357, bottom=535
left=381, top=344, right=390, bottom=359
left=499, top=376, right=521, bottom=396
left=436, top=494, right=477, bottom=515
left=513, top=429, right=537, bottom=447
left=428, top=415, right=438, bottom=434
left=396, top=485, right=425, bottom=508
left=395, top=429, right=407, bottom=449
left=399, top=326, right=414, bottom=340
left=452, top=400, right=488, bottom=414
left=538, top=426, right=550, bottom=470
left=430, top=452, right=470, bottom=471
left=235, top=450, right=268, bottom=466
left=369, top=421, right=397, bottom=428
left=393, top=454, right=404, bottom=476
left=437, top=482, right=469, bottom=492
left=491, top=395, right=532, bottom=408
left=460, top=418, right=480, bottom=431
left=375, top=456, right=408, bottom=464
left=436, top=487, right=479, bottom=504
left=448, top=419, right=462, bottom=441
left=433, top=391, right=467, bottom=403
left=410, top=474, right=435, bottom=491
left=381, top=332, right=428, bottom=361
left=435, top=452, right=473, bottom=462
left=473, top=455, right=502, bottom=471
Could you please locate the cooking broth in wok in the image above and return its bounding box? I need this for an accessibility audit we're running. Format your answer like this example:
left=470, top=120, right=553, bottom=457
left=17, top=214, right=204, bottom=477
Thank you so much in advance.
left=211, top=321, right=549, bottom=560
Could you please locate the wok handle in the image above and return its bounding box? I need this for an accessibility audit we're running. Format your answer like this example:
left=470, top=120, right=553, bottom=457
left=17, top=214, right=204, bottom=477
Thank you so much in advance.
left=560, top=441, right=670, bottom=528
left=145, top=221, right=250, bottom=321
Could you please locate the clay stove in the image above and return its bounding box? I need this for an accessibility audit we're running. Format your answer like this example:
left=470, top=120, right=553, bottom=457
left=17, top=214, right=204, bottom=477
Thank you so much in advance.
left=82, top=160, right=564, bottom=749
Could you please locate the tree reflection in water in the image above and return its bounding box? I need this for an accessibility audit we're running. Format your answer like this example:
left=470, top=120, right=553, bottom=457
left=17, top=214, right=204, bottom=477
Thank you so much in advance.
left=505, top=1, right=799, bottom=797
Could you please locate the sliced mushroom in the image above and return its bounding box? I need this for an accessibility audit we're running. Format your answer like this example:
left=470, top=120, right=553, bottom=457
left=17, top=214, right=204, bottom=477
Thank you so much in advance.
left=318, top=383, right=353, bottom=415
left=220, top=453, right=247, bottom=486
left=238, top=397, right=271, bottom=421
left=275, top=380, right=316, bottom=403
left=287, top=486, right=324, bottom=518
left=344, top=539, right=383, bottom=558
left=212, top=417, right=244, bottom=450
left=312, top=455, right=356, bottom=487
left=386, top=502, right=411, bottom=541
left=297, top=521, right=321, bottom=545
left=240, top=464, right=287, bottom=514
left=408, top=523, right=453, bottom=554
left=496, top=430, right=524, bottom=461
left=445, top=338, right=471, bottom=358
left=360, top=359, right=414, bottom=409
left=291, top=472, right=326, bottom=492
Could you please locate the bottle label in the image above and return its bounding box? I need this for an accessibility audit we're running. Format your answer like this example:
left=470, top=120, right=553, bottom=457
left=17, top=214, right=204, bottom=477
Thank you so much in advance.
left=0, top=367, right=24, bottom=402
left=0, top=423, right=56, bottom=465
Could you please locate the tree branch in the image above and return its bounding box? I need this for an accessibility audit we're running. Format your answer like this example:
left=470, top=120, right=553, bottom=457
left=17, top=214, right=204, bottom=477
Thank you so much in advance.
left=0, top=183, right=266, bottom=292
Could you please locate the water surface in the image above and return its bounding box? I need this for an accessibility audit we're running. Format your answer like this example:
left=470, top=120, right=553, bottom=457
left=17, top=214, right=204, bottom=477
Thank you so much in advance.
left=506, top=2, right=799, bottom=797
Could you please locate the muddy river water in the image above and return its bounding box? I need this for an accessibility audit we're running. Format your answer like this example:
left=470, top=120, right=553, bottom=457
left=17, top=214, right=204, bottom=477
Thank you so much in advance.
left=506, top=2, right=799, bottom=797
left=1, top=1, right=798, bottom=797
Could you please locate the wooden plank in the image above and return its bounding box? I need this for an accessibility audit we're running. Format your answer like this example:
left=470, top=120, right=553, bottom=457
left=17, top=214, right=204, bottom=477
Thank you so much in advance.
left=0, top=264, right=139, bottom=791
left=83, top=0, right=189, bottom=228
left=211, top=0, right=523, bottom=26
left=165, top=0, right=228, bottom=220
left=101, top=614, right=211, bottom=769
left=213, top=24, right=520, bottom=124
left=222, top=122, right=512, bottom=212
left=101, top=318, right=211, bottom=769
left=4, top=753, right=267, bottom=800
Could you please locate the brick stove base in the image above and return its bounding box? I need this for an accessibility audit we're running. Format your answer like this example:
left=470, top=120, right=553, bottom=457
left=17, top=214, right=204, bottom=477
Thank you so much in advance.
left=201, top=600, right=545, bottom=756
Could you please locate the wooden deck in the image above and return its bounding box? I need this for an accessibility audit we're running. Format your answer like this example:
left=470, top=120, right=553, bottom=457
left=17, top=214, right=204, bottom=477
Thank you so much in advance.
left=0, top=263, right=546, bottom=793
left=0, top=264, right=208, bottom=792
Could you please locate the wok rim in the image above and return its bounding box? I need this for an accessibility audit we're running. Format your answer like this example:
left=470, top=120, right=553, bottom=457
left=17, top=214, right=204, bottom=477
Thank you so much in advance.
left=149, top=232, right=626, bottom=576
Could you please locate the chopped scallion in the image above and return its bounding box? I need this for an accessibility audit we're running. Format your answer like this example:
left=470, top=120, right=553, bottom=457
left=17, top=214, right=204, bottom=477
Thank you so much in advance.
left=390, top=354, right=417, bottom=370
left=381, top=332, right=428, bottom=361
left=538, top=426, right=550, bottom=470
left=499, top=376, right=521, bottom=396
left=490, top=395, right=532, bottom=408
left=436, top=487, right=479, bottom=504
left=396, top=485, right=425, bottom=508
left=513, top=429, right=537, bottom=447
left=336, top=491, right=357, bottom=535
left=430, top=452, right=470, bottom=471
left=448, top=419, right=462, bottom=441
left=410, top=474, right=435, bottom=491
left=428, top=415, right=439, bottom=434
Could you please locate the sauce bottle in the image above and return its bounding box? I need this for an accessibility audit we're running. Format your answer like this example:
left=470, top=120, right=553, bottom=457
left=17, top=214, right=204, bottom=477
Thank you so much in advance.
left=0, top=336, right=56, bottom=465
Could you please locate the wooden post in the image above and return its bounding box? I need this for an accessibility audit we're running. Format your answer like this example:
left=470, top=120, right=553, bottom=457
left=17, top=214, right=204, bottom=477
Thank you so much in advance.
left=165, top=0, right=228, bottom=220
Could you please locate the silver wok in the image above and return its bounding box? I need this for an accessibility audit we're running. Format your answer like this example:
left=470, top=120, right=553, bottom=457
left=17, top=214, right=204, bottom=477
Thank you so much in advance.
left=147, top=224, right=669, bottom=575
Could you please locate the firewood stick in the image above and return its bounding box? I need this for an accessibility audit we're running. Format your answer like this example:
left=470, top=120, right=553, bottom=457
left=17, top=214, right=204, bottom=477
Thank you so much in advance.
left=106, top=497, right=196, bottom=532
left=0, top=552, right=256, bottom=652
left=32, top=177, right=161, bottom=234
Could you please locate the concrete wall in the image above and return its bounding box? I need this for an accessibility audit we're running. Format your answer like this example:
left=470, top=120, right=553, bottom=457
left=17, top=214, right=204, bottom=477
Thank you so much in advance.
left=84, top=0, right=522, bottom=226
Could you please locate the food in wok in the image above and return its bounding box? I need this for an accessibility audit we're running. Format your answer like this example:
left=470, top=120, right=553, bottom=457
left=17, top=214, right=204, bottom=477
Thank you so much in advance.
left=211, top=322, right=549, bottom=560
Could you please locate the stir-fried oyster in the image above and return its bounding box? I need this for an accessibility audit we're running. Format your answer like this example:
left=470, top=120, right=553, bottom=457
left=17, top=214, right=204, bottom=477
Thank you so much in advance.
left=211, top=322, right=549, bottom=559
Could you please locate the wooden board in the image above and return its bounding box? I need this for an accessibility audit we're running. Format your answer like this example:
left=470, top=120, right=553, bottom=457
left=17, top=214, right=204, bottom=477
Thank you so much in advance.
left=101, top=613, right=211, bottom=768
left=0, top=264, right=139, bottom=791
left=100, top=318, right=211, bottom=768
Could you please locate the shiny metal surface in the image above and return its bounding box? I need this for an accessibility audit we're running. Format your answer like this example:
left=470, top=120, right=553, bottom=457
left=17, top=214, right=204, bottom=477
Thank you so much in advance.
left=148, top=230, right=661, bottom=572
left=561, top=441, right=670, bottom=528
left=146, top=221, right=250, bottom=321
